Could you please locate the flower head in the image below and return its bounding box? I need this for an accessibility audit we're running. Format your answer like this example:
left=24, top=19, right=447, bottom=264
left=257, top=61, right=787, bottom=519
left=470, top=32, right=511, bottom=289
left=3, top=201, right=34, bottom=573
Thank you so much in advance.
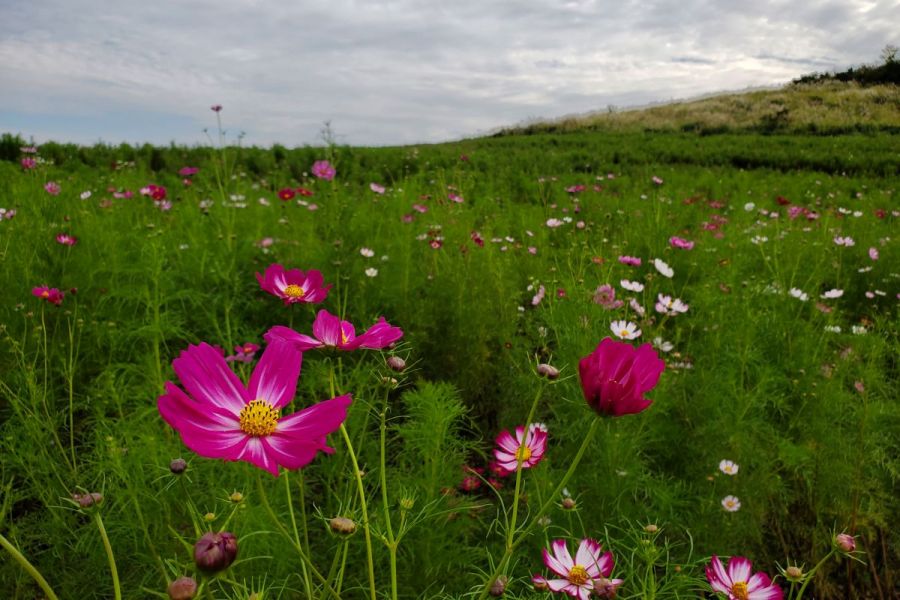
left=256, top=264, right=331, bottom=305
left=653, top=259, right=674, bottom=278
left=835, top=533, right=856, bottom=553
left=618, top=255, right=642, bottom=266
left=610, top=320, right=641, bottom=340
left=44, top=181, right=61, bottom=196
left=194, top=531, right=237, bottom=572
left=56, top=233, right=78, bottom=246
left=311, top=160, right=336, bottom=181
left=32, top=286, right=64, bottom=305
left=157, top=341, right=351, bottom=476
left=654, top=294, right=689, bottom=315
left=722, top=495, right=741, bottom=512
left=539, top=538, right=622, bottom=600
left=669, top=236, right=695, bottom=250
left=719, top=460, right=739, bottom=475
left=706, top=555, right=783, bottom=600
left=493, top=425, right=547, bottom=474
left=278, top=188, right=296, bottom=201
left=593, top=284, right=624, bottom=310
left=265, top=309, right=403, bottom=352
left=370, top=182, right=386, bottom=194
left=578, top=337, right=665, bottom=417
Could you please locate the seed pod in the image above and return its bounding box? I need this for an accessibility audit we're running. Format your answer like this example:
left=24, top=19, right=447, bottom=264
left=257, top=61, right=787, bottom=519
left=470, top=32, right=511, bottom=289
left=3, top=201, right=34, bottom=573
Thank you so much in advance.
left=72, top=492, right=103, bottom=508
left=194, top=531, right=238, bottom=572
left=561, top=497, right=576, bottom=510
left=489, top=575, right=508, bottom=596
left=644, top=524, right=659, bottom=533
left=785, top=566, right=803, bottom=582
left=329, top=516, right=357, bottom=535
left=536, top=363, right=559, bottom=379
left=169, top=458, right=187, bottom=474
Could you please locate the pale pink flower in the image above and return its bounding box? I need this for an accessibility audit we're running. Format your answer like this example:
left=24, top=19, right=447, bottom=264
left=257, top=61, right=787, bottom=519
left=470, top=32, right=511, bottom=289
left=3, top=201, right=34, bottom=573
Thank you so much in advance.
left=721, top=495, right=741, bottom=512
left=55, top=233, right=78, bottom=246
left=868, top=247, right=879, bottom=261
left=493, top=425, right=547, bottom=473
left=44, top=182, right=61, bottom=196
left=370, top=183, right=385, bottom=194
left=311, top=160, right=336, bottom=181
left=706, top=556, right=783, bottom=600
left=593, top=284, right=624, bottom=310
left=618, top=255, right=641, bottom=267
left=536, top=538, right=621, bottom=600
left=669, top=236, right=695, bottom=250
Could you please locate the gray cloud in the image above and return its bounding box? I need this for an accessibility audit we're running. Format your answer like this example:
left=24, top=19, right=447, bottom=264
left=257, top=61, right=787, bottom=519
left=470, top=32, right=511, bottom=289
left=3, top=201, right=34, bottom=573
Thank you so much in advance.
left=0, top=0, right=896, bottom=146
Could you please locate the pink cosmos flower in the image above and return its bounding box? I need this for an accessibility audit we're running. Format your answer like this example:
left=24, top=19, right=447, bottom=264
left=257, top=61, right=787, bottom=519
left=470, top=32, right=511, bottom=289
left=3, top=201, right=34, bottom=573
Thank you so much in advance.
left=179, top=166, right=200, bottom=176
left=256, top=264, right=331, bottom=305
left=448, top=193, right=464, bottom=203
left=311, top=160, right=336, bottom=181
left=669, top=236, right=695, bottom=250
left=56, top=233, right=78, bottom=246
left=706, top=556, right=783, bottom=600
left=412, top=204, right=428, bottom=213
left=652, top=176, right=664, bottom=185
left=532, top=285, right=546, bottom=306
left=493, top=424, right=547, bottom=473
left=21, top=157, right=37, bottom=170
left=370, top=182, right=386, bottom=194
left=141, top=184, right=167, bottom=201
left=470, top=231, right=485, bottom=247
left=157, top=341, right=351, bottom=477
left=868, top=247, right=879, bottom=261
left=0, top=208, right=16, bottom=221
left=593, top=284, right=624, bottom=310
left=225, top=343, right=260, bottom=363
left=211, top=104, right=223, bottom=112
left=32, top=286, right=64, bottom=305
left=265, top=309, right=403, bottom=352
left=654, top=294, right=689, bottom=315
left=618, top=255, right=641, bottom=267
left=536, top=538, right=622, bottom=600
left=833, top=236, right=855, bottom=247
left=578, top=337, right=665, bottom=417
left=278, top=188, right=296, bottom=201
left=45, top=182, right=61, bottom=196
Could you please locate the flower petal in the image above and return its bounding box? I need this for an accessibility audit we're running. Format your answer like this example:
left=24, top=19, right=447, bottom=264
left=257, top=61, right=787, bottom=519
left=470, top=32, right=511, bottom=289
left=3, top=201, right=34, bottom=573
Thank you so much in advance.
left=172, top=343, right=249, bottom=415
left=248, top=340, right=302, bottom=409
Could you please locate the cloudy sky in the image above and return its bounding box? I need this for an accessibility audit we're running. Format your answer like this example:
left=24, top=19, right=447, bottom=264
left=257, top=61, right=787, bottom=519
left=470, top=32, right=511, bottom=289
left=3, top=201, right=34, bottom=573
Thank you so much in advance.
left=1, top=1, right=896, bottom=147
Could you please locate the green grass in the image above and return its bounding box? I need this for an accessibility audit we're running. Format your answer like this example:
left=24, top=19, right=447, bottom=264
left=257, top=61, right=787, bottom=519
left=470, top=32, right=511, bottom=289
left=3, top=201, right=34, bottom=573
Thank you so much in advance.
left=0, top=125, right=898, bottom=599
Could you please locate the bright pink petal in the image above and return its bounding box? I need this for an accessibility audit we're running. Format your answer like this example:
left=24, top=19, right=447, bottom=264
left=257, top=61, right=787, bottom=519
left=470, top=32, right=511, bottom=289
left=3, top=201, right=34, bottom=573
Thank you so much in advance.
left=706, top=556, right=731, bottom=593
left=276, top=393, right=352, bottom=440
left=543, top=546, right=569, bottom=578
left=248, top=340, right=302, bottom=409
left=353, top=317, right=404, bottom=350
left=544, top=579, right=573, bottom=593
left=172, top=343, right=249, bottom=415
left=157, top=382, right=248, bottom=460
left=727, top=556, right=753, bottom=585
left=264, top=325, right=322, bottom=350
left=312, top=310, right=344, bottom=347
left=234, top=436, right=279, bottom=476
left=551, top=539, right=574, bottom=570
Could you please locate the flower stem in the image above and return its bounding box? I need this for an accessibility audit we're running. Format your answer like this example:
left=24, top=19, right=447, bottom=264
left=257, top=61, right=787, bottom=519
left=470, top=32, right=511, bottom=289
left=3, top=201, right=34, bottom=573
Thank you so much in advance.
left=95, top=513, right=122, bottom=600
left=505, top=382, right=545, bottom=551
left=380, top=391, right=399, bottom=600
left=795, top=548, right=836, bottom=599
left=0, top=532, right=60, bottom=600
left=477, top=417, right=601, bottom=600
left=285, top=471, right=313, bottom=599
left=340, top=423, right=378, bottom=600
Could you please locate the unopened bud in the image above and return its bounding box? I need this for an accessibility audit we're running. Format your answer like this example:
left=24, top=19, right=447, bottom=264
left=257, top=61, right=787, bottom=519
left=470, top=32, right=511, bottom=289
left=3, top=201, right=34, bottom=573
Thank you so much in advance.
left=203, top=512, right=216, bottom=522
left=169, top=458, right=187, bottom=474
left=330, top=516, right=357, bottom=535
left=399, top=497, right=415, bottom=510
left=537, top=363, right=559, bottom=379
left=836, top=533, right=856, bottom=552
left=592, top=577, right=621, bottom=598
left=561, top=497, right=576, bottom=510
left=229, top=491, right=244, bottom=503
left=533, top=576, right=549, bottom=591
left=785, top=566, right=803, bottom=582
left=644, top=524, right=659, bottom=533
left=490, top=575, right=508, bottom=596
left=386, top=356, right=406, bottom=372
left=194, top=531, right=238, bottom=572
left=167, top=576, right=198, bottom=600
left=72, top=492, right=103, bottom=508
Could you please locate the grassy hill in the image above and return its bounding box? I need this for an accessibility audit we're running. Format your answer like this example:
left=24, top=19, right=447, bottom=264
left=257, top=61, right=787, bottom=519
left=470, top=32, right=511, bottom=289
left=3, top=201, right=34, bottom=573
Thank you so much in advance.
left=497, top=81, right=900, bottom=136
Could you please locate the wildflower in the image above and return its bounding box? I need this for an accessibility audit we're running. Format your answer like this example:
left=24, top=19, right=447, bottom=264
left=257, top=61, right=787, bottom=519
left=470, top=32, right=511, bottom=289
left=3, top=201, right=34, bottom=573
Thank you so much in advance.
left=821, top=289, right=843, bottom=299
left=489, top=575, right=508, bottom=597
left=21, top=157, right=36, bottom=170
left=44, top=181, right=61, bottom=195
left=719, top=460, right=739, bottom=475
left=256, top=264, right=331, bottom=305
left=430, top=239, right=443, bottom=250
left=835, top=533, right=856, bottom=553
left=652, top=337, right=673, bottom=353
left=370, top=182, right=386, bottom=194
left=386, top=356, right=407, bottom=372
left=579, top=337, right=664, bottom=417
left=721, top=495, right=741, bottom=512
left=413, top=203, right=428, bottom=213
left=744, top=202, right=756, bottom=211
left=278, top=188, right=296, bottom=201
left=652, top=176, right=664, bottom=185
left=532, top=285, right=546, bottom=306
left=493, top=425, right=547, bottom=473
left=169, top=458, right=187, bottom=474
left=618, top=255, right=641, bottom=266
left=653, top=258, right=674, bottom=278
left=538, top=538, right=622, bottom=599
left=360, top=247, right=375, bottom=258
left=629, top=297, right=646, bottom=316
left=179, top=166, right=199, bottom=177
left=365, top=267, right=379, bottom=277
left=194, top=531, right=237, bottom=572
left=546, top=218, right=564, bottom=228
left=706, top=555, right=783, bottom=600
left=32, top=286, right=64, bottom=305
left=225, top=343, right=260, bottom=363
left=593, top=284, right=624, bottom=310
left=669, top=236, right=695, bottom=250
left=167, top=576, right=197, bottom=600
left=210, top=104, right=223, bottom=112
left=824, top=325, right=842, bottom=333
left=72, top=492, right=103, bottom=508
left=789, top=288, right=808, bottom=302
left=0, top=208, right=16, bottom=221
left=537, top=363, right=560, bottom=379
left=157, top=341, right=351, bottom=476
left=610, top=320, right=641, bottom=340
left=783, top=566, right=804, bottom=584
left=311, top=160, right=336, bottom=180
left=448, top=193, right=464, bottom=203
left=868, top=247, right=879, bottom=261
left=471, top=231, right=485, bottom=247
left=620, top=279, right=644, bottom=292
left=264, top=309, right=403, bottom=352
left=654, top=294, right=689, bottom=315
left=833, top=236, right=855, bottom=247
left=141, top=184, right=167, bottom=201
left=56, top=233, right=78, bottom=246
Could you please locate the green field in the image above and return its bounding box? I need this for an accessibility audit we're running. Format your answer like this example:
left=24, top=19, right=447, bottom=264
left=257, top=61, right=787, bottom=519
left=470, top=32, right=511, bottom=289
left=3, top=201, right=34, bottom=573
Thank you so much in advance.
left=1, top=113, right=898, bottom=599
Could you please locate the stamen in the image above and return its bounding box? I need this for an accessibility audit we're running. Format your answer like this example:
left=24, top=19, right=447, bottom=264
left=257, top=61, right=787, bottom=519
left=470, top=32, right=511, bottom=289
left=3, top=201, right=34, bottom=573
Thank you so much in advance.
left=239, top=400, right=279, bottom=437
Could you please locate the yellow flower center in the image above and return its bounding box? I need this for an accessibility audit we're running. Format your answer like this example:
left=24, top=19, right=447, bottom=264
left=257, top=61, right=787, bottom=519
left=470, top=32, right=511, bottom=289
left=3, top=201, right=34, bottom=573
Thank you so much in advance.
left=515, top=445, right=532, bottom=462
left=41, top=290, right=50, bottom=298
left=239, top=400, right=279, bottom=437
left=731, top=581, right=749, bottom=600
left=620, top=329, right=630, bottom=337
left=567, top=565, right=589, bottom=586
left=283, top=284, right=306, bottom=299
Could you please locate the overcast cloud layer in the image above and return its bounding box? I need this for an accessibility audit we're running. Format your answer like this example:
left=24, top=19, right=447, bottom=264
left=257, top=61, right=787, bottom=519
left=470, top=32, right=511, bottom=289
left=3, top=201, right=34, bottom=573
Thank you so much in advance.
left=1, top=0, right=896, bottom=146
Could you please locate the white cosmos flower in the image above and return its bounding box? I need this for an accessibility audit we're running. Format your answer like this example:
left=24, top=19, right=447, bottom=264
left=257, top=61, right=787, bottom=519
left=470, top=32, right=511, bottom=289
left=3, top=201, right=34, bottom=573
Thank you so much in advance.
left=744, top=202, right=756, bottom=211
left=652, top=337, right=674, bottom=353
left=360, top=247, right=375, bottom=258
left=610, top=320, right=641, bottom=340
left=851, top=325, right=867, bottom=335
left=821, top=289, right=843, bottom=299
left=824, top=325, right=842, bottom=333
left=655, top=294, right=689, bottom=315
left=719, top=460, right=739, bottom=475
left=629, top=297, right=646, bottom=316
left=620, top=279, right=644, bottom=292
left=653, top=259, right=674, bottom=278
left=721, top=495, right=741, bottom=512
left=365, top=267, right=378, bottom=278
left=789, top=288, right=809, bottom=302
left=80, top=190, right=92, bottom=200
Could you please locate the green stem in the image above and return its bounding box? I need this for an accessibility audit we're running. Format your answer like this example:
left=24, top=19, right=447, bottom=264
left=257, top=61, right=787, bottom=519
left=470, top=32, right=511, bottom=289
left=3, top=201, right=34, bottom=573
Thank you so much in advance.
left=285, top=472, right=313, bottom=600
left=340, top=423, right=377, bottom=600
left=477, top=417, right=602, bottom=600
left=95, top=513, right=122, bottom=600
left=795, top=549, right=836, bottom=599
left=505, top=383, right=545, bottom=552
left=380, top=393, right=398, bottom=600
left=0, top=532, right=60, bottom=600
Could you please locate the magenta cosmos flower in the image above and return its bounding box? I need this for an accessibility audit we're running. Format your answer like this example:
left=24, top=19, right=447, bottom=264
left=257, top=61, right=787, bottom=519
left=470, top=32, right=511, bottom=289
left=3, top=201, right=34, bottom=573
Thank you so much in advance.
left=311, top=160, right=336, bottom=181
left=264, top=309, right=403, bottom=351
left=493, top=424, right=547, bottom=473
left=578, top=337, right=665, bottom=417
left=158, top=341, right=351, bottom=476
left=32, top=286, right=64, bottom=305
left=533, top=538, right=622, bottom=600
left=256, top=264, right=331, bottom=305
left=706, top=556, right=783, bottom=600
left=56, top=233, right=78, bottom=246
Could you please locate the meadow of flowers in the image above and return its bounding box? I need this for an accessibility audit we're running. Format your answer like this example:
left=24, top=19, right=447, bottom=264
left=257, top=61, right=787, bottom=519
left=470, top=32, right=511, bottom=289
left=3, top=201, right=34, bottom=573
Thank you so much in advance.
left=0, top=114, right=898, bottom=599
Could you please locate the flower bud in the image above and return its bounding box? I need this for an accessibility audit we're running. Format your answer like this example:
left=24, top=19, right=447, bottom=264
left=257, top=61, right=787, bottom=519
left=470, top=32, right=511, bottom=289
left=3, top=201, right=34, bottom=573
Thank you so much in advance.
left=194, top=531, right=238, bottom=572
left=784, top=566, right=803, bottom=582
left=399, top=497, right=415, bottom=510
left=386, top=356, right=407, bottom=372
left=533, top=576, right=549, bottom=591
left=537, top=363, right=559, bottom=380
left=72, top=492, right=103, bottom=508
left=169, top=458, right=187, bottom=474
left=561, top=497, right=576, bottom=510
left=203, top=512, right=216, bottom=522
left=167, top=576, right=198, bottom=600
left=644, top=524, right=659, bottom=533
left=229, top=491, right=244, bottom=503
left=329, top=516, right=357, bottom=535
left=489, top=575, right=508, bottom=596
left=836, top=533, right=856, bottom=552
